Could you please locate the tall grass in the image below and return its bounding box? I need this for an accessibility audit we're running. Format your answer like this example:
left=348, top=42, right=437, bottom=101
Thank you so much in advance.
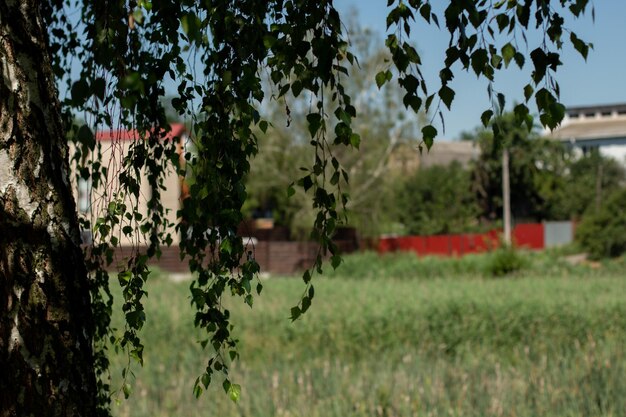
left=323, top=248, right=623, bottom=279
left=109, top=253, right=626, bottom=417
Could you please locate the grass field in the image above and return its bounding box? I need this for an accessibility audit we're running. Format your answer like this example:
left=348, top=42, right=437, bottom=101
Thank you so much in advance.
left=109, top=251, right=626, bottom=417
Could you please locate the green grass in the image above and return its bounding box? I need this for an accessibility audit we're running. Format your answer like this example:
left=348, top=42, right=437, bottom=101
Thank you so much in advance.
left=109, top=252, right=626, bottom=417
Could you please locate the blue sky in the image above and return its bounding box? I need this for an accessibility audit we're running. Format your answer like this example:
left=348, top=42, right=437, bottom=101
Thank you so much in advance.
left=334, top=1, right=626, bottom=140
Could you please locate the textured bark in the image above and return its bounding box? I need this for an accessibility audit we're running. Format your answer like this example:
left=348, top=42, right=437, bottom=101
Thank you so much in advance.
left=0, top=1, right=98, bottom=416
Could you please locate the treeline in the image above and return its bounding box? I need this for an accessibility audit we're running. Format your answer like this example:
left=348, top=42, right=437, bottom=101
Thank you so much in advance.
left=396, top=114, right=625, bottom=236
left=243, top=25, right=625, bottom=258
left=246, top=111, right=626, bottom=259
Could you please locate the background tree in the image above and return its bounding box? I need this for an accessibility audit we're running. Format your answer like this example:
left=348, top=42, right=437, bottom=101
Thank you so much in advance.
left=467, top=113, right=572, bottom=223
left=467, top=116, right=624, bottom=226
left=577, top=188, right=626, bottom=259
left=395, top=162, right=480, bottom=235
left=558, top=150, right=625, bottom=218
left=1, top=1, right=595, bottom=415
left=245, top=21, right=425, bottom=238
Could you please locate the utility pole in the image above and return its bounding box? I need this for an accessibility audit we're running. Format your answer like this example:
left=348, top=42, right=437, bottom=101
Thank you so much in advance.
left=502, top=147, right=512, bottom=245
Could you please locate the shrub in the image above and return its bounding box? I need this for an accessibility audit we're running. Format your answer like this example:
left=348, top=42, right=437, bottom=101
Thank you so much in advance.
left=486, top=245, right=527, bottom=276
left=576, top=188, right=626, bottom=259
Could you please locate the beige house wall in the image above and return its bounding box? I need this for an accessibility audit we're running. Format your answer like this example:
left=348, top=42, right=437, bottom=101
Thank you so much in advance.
left=69, top=128, right=185, bottom=247
left=388, top=140, right=479, bottom=175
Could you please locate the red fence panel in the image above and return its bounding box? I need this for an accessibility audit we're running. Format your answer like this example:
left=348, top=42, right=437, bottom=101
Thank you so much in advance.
left=425, top=235, right=450, bottom=255
left=513, top=223, right=544, bottom=249
left=378, top=224, right=545, bottom=257
left=449, top=235, right=462, bottom=256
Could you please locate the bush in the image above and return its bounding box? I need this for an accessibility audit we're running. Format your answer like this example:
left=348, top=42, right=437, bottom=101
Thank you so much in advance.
left=486, top=245, right=527, bottom=276
left=576, top=188, right=626, bottom=259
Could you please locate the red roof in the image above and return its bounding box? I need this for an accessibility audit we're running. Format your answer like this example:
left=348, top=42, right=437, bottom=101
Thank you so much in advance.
left=95, top=123, right=186, bottom=142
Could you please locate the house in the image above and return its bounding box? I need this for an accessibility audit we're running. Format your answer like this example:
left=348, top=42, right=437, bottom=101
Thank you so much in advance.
left=548, top=103, right=626, bottom=162
left=71, top=123, right=188, bottom=247
left=388, top=140, right=479, bottom=174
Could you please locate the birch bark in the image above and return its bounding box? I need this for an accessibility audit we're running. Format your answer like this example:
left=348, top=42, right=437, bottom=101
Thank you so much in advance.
left=0, top=1, right=97, bottom=415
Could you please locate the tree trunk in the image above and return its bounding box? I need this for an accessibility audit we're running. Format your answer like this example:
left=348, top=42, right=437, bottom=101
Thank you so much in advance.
left=0, top=1, right=98, bottom=416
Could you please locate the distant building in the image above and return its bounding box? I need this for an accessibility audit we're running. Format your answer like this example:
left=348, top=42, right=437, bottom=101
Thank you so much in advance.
left=548, top=103, right=626, bottom=162
left=70, top=124, right=187, bottom=246
left=389, top=140, right=479, bottom=174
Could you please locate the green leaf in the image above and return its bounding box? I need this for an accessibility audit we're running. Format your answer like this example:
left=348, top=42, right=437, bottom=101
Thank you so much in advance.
left=403, top=94, right=422, bottom=113
left=490, top=54, right=502, bottom=68
left=291, top=80, right=303, bottom=97
left=523, top=84, right=534, bottom=102
left=220, top=238, right=232, bottom=255
left=481, top=110, right=493, bottom=127
left=438, top=85, right=455, bottom=110
left=514, top=103, right=530, bottom=125
left=132, top=8, right=144, bottom=25
left=501, top=43, right=515, bottom=67
left=402, top=74, right=420, bottom=93
left=263, top=34, right=277, bottom=49
left=530, top=48, right=549, bottom=83
left=228, top=384, right=241, bottom=403
left=118, top=270, right=132, bottom=284
left=299, top=175, right=313, bottom=192
left=77, top=124, right=95, bottom=148
left=180, top=13, right=201, bottom=42
left=421, top=125, right=437, bottom=150
left=193, top=384, right=203, bottom=398
left=419, top=3, right=432, bottom=22
left=497, top=93, right=506, bottom=113
left=71, top=79, right=90, bottom=104
left=570, top=32, right=590, bottom=60
left=301, top=296, right=311, bottom=313
left=123, top=383, right=132, bottom=399
left=120, top=72, right=143, bottom=92
left=290, top=306, right=301, bottom=321
left=92, top=77, right=106, bottom=100
left=375, top=71, right=387, bottom=89
left=330, top=254, right=342, bottom=269
left=470, top=49, right=489, bottom=76
left=403, top=43, right=421, bottom=64
left=350, top=133, right=361, bottom=149
left=306, top=113, right=322, bottom=137
left=201, top=373, right=211, bottom=389
left=496, top=14, right=509, bottom=31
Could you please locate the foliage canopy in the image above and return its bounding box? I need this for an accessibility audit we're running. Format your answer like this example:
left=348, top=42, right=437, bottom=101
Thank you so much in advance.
left=396, top=161, right=480, bottom=235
